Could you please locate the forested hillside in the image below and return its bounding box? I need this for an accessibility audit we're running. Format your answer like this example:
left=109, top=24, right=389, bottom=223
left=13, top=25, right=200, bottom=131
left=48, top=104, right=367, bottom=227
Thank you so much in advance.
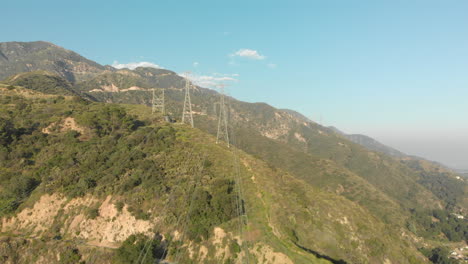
left=0, top=41, right=466, bottom=263
left=0, top=85, right=433, bottom=263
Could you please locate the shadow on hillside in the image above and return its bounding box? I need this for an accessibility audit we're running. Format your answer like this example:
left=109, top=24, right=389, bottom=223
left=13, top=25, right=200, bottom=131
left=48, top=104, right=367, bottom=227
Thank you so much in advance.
left=294, top=242, right=348, bottom=264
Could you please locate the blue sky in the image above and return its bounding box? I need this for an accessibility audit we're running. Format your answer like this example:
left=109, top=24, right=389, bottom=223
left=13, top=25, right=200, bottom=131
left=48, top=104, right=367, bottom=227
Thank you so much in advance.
left=2, top=0, right=468, bottom=169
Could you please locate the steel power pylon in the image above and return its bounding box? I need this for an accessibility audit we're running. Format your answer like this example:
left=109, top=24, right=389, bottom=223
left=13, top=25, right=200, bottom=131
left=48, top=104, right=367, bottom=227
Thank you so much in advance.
left=181, top=74, right=194, bottom=127
left=216, top=84, right=230, bottom=147
left=152, top=88, right=165, bottom=115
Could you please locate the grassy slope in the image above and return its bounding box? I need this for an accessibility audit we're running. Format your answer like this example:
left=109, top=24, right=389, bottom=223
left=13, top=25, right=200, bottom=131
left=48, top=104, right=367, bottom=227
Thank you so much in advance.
left=9, top=70, right=465, bottom=240
left=76, top=74, right=448, bottom=211
left=70, top=72, right=465, bottom=242
left=3, top=71, right=79, bottom=96
left=0, top=44, right=463, bottom=215
left=0, top=85, right=428, bottom=263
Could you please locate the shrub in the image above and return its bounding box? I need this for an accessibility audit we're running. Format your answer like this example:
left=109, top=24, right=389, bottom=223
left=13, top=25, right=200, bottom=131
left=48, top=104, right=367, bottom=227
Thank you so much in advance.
left=127, top=206, right=150, bottom=220
left=114, top=233, right=166, bottom=264
left=75, top=105, right=141, bottom=137
left=86, top=207, right=100, bottom=219
left=186, top=180, right=238, bottom=241
left=421, top=247, right=457, bottom=264
left=59, top=247, right=83, bottom=264
left=115, top=201, right=125, bottom=212
left=0, top=198, right=19, bottom=216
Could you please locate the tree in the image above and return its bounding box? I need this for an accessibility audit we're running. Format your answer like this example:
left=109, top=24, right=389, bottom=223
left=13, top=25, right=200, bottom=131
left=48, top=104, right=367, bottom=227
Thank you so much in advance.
left=0, top=118, right=16, bottom=146
left=425, top=247, right=456, bottom=264
left=114, top=233, right=166, bottom=264
left=59, top=247, right=83, bottom=264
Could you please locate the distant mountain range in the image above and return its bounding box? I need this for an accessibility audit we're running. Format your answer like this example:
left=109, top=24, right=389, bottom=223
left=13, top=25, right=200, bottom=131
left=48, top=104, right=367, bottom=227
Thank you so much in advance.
left=456, top=169, right=468, bottom=179
left=328, top=126, right=406, bottom=157
left=328, top=126, right=465, bottom=175
left=0, top=41, right=466, bottom=263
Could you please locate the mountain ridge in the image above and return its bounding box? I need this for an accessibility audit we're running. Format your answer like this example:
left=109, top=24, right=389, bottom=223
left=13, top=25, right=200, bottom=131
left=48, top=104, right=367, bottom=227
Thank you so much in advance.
left=0, top=85, right=428, bottom=263
left=1, top=42, right=464, bottom=211
left=0, top=41, right=109, bottom=83
left=0, top=40, right=466, bottom=263
left=1, top=41, right=465, bottom=213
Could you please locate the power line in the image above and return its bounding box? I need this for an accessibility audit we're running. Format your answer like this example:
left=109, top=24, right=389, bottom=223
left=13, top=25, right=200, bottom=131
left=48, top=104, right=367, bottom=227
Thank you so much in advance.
left=138, top=149, right=200, bottom=264
left=85, top=126, right=162, bottom=264
left=216, top=84, right=229, bottom=147
left=231, top=137, right=251, bottom=264
left=172, top=155, right=207, bottom=263
left=223, top=91, right=250, bottom=263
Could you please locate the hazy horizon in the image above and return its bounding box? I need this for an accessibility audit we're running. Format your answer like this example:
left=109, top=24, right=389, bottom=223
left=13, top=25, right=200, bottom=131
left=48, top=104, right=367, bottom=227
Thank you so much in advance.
left=367, top=131, right=467, bottom=171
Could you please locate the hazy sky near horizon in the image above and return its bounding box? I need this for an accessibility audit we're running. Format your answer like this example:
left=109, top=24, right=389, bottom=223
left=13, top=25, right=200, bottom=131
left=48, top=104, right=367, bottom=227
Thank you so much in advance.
left=2, top=0, right=468, bottom=169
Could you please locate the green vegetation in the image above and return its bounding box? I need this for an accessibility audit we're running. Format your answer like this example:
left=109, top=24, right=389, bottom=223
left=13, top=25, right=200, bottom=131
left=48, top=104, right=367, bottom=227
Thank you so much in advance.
left=59, top=246, right=84, bottom=264
left=74, top=104, right=144, bottom=137
left=31, top=49, right=461, bottom=240
left=183, top=179, right=238, bottom=241
left=73, top=71, right=151, bottom=92
left=0, top=87, right=431, bottom=263
left=403, top=159, right=466, bottom=209
left=115, top=200, right=124, bottom=212
left=0, top=41, right=105, bottom=83
left=420, top=247, right=457, bottom=264
left=4, top=71, right=78, bottom=96
left=1, top=45, right=465, bottom=262
left=408, top=209, right=468, bottom=242
left=86, top=206, right=100, bottom=219
left=114, top=233, right=166, bottom=264
left=0, top=236, right=92, bottom=264
left=0, top=91, right=239, bottom=245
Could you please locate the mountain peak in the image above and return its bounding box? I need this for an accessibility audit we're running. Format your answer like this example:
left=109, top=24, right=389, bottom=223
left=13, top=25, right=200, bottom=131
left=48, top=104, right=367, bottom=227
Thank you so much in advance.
left=0, top=40, right=106, bottom=83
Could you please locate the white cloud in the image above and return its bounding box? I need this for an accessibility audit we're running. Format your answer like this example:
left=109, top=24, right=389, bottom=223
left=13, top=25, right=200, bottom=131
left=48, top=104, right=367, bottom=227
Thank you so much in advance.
left=112, top=61, right=163, bottom=70
left=193, top=62, right=199, bottom=67
left=178, top=72, right=239, bottom=88
left=230, top=49, right=266, bottom=60
left=267, top=63, right=277, bottom=69
left=213, top=72, right=239, bottom=77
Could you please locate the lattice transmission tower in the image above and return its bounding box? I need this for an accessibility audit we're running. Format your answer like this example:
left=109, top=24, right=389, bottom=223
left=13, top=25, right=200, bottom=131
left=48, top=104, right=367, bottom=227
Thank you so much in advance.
left=216, top=84, right=230, bottom=147
left=151, top=88, right=165, bottom=115
left=181, top=73, right=194, bottom=127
